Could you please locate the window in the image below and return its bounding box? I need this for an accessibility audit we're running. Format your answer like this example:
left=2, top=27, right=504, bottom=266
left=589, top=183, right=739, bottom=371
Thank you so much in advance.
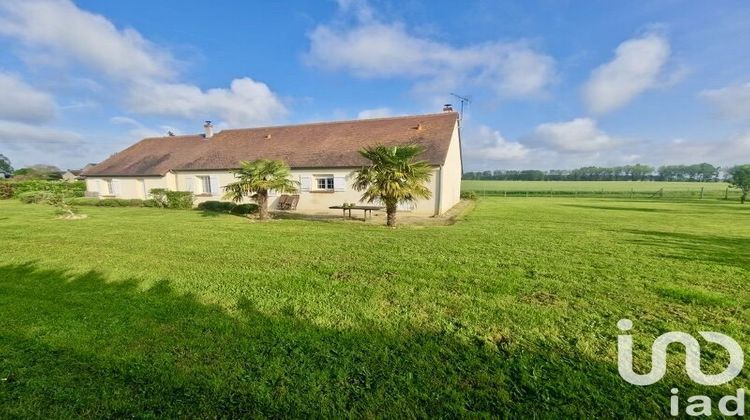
left=105, top=179, right=114, bottom=196
left=316, top=175, right=334, bottom=191
left=197, top=176, right=212, bottom=194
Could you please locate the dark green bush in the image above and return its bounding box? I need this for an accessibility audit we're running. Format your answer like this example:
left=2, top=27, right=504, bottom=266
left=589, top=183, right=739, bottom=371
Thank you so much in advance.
left=18, top=191, right=55, bottom=204
left=230, top=203, right=259, bottom=215
left=127, top=199, right=145, bottom=207
left=149, top=188, right=168, bottom=208
left=197, top=200, right=237, bottom=212
left=460, top=191, right=478, bottom=200
left=0, top=182, right=14, bottom=199
left=142, top=199, right=158, bottom=208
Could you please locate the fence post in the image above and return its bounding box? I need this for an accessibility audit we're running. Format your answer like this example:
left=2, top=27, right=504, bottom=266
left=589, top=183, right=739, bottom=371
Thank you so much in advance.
left=725, top=187, right=729, bottom=200
left=630, top=188, right=634, bottom=199
left=700, top=187, right=704, bottom=200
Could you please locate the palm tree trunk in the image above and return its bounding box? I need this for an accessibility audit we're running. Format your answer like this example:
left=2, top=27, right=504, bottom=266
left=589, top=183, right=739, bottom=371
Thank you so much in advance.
left=386, top=203, right=397, bottom=227
left=258, top=192, right=269, bottom=220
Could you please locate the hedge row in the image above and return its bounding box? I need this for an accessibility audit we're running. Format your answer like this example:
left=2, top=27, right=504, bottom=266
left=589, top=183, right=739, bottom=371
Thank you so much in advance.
left=66, top=197, right=161, bottom=207
left=197, top=200, right=259, bottom=215
left=0, top=180, right=85, bottom=199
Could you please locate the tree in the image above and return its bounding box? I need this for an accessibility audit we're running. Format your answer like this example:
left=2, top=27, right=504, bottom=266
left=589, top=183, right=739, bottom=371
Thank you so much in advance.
left=0, top=154, right=12, bottom=174
left=352, top=145, right=433, bottom=227
left=223, top=159, right=299, bottom=220
left=728, top=165, right=750, bottom=204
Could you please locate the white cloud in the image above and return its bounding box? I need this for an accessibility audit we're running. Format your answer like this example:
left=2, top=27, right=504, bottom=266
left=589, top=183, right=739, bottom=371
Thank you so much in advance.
left=110, top=116, right=179, bottom=139
left=306, top=4, right=555, bottom=98
left=0, top=73, right=56, bottom=123
left=357, top=107, right=393, bottom=119
left=464, top=125, right=529, bottom=161
left=700, top=82, right=750, bottom=121
left=0, top=0, right=286, bottom=127
left=0, top=120, right=80, bottom=146
left=582, top=33, right=671, bottom=114
left=127, top=78, right=287, bottom=127
left=0, top=0, right=174, bottom=83
left=531, top=118, right=617, bottom=153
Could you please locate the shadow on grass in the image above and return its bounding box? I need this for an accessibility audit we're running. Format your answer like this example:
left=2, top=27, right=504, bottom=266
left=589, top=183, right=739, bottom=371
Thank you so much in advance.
left=620, top=229, right=750, bottom=271
left=0, top=262, right=719, bottom=417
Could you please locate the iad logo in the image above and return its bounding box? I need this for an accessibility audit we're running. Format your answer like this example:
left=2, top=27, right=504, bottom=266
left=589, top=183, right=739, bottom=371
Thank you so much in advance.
left=617, top=319, right=746, bottom=416
left=617, top=319, right=744, bottom=386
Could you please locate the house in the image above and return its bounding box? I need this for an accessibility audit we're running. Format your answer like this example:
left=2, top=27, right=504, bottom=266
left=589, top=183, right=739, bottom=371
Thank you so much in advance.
left=62, top=164, right=97, bottom=182
left=82, top=112, right=463, bottom=215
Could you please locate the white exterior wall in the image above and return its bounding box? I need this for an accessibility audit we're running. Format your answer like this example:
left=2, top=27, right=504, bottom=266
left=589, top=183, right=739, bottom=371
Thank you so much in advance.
left=86, top=167, right=443, bottom=215
left=172, top=168, right=440, bottom=215
left=438, top=123, right=462, bottom=213
left=85, top=177, right=167, bottom=199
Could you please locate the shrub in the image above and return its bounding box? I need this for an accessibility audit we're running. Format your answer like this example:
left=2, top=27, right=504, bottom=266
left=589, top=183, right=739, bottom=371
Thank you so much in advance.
left=0, top=182, right=14, bottom=199
left=230, top=203, right=259, bottom=215
left=66, top=197, right=100, bottom=206
left=460, top=191, right=478, bottom=200
left=142, top=199, right=158, bottom=208
left=97, top=198, right=127, bottom=207
left=149, top=188, right=168, bottom=208
left=197, top=200, right=237, bottom=212
left=18, top=191, right=55, bottom=204
left=127, top=199, right=145, bottom=207
left=149, top=189, right=193, bottom=209
left=11, top=180, right=85, bottom=198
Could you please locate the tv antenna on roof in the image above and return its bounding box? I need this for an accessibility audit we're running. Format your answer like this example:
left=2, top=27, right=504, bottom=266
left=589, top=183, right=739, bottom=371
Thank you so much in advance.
left=449, top=93, right=470, bottom=126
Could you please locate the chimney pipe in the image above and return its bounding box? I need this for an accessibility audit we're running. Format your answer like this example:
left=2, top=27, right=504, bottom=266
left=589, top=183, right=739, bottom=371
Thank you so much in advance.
left=443, top=104, right=453, bottom=112
left=203, top=120, right=214, bottom=139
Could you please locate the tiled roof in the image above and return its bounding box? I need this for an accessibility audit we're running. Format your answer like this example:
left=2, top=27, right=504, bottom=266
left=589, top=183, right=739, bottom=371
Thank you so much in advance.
left=83, top=112, right=458, bottom=176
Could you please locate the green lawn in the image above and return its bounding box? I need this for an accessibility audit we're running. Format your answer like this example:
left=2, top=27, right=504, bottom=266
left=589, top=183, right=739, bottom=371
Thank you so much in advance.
left=0, top=198, right=748, bottom=417
left=462, top=180, right=738, bottom=199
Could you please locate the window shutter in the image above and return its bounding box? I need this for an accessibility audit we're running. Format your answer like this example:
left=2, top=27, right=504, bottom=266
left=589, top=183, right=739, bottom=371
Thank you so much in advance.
left=111, top=179, right=121, bottom=197
left=184, top=176, right=194, bottom=192
left=300, top=176, right=311, bottom=192
left=333, top=177, right=346, bottom=192
left=209, top=175, right=220, bottom=196
left=93, top=180, right=100, bottom=194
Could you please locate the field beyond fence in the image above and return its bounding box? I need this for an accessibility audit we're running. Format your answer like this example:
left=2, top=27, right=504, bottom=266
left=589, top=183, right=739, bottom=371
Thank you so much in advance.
left=461, top=180, right=742, bottom=200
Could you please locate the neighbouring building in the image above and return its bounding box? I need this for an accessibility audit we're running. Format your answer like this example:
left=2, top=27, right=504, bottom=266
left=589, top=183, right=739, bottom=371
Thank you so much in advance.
left=62, top=164, right=97, bottom=182
left=82, top=112, right=463, bottom=215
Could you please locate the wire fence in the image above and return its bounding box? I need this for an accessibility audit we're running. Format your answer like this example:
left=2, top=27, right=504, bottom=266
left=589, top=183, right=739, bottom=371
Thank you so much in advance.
left=464, top=186, right=744, bottom=201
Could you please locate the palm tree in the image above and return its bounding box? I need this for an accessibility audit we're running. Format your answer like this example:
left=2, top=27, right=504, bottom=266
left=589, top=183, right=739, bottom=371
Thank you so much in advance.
left=352, top=145, right=433, bottom=227
left=223, top=159, right=299, bottom=220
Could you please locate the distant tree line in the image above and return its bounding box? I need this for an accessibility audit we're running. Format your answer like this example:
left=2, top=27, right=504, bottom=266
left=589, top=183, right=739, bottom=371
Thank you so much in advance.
left=463, top=163, right=725, bottom=182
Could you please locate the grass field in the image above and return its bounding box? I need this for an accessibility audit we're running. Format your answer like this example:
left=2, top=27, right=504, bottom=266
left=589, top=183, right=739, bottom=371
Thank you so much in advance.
left=462, top=180, right=739, bottom=199
left=1, top=198, right=748, bottom=416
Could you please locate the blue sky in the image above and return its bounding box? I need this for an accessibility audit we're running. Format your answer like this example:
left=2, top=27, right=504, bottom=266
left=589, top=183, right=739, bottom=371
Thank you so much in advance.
left=0, top=0, right=749, bottom=171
